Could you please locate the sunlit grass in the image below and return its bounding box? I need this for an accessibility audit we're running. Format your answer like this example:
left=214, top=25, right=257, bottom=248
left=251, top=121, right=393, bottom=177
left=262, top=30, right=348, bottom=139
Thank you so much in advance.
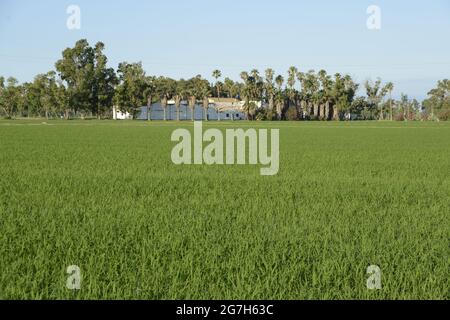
left=0, top=120, right=449, bottom=299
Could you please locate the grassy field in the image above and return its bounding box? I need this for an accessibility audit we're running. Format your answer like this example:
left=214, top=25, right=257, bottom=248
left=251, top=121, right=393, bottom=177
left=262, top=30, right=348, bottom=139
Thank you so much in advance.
left=0, top=119, right=449, bottom=300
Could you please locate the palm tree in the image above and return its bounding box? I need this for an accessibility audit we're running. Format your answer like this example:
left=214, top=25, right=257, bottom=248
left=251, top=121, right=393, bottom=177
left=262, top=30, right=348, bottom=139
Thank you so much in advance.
left=306, top=71, right=320, bottom=119
left=265, top=68, right=275, bottom=114
left=287, top=66, right=298, bottom=119
left=174, top=95, right=182, bottom=121
left=296, top=72, right=308, bottom=120
left=161, top=96, right=168, bottom=121
left=332, top=73, right=344, bottom=121
left=202, top=97, right=209, bottom=121
left=155, top=76, right=175, bottom=121
left=188, top=95, right=196, bottom=121
left=275, top=75, right=285, bottom=120
left=240, top=71, right=250, bottom=119
left=318, top=70, right=328, bottom=120
left=212, top=69, right=222, bottom=100
left=224, top=77, right=236, bottom=98
left=146, top=93, right=152, bottom=121
left=174, top=80, right=186, bottom=121
left=197, top=78, right=210, bottom=121
left=143, top=77, right=154, bottom=121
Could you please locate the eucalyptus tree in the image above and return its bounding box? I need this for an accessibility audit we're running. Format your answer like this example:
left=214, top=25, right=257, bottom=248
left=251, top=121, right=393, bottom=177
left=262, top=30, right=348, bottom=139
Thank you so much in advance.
left=0, top=77, right=4, bottom=116
left=113, top=62, right=148, bottom=118
left=331, top=74, right=358, bottom=120
left=55, top=39, right=93, bottom=117
left=56, top=39, right=116, bottom=118
left=400, top=93, right=409, bottom=120
left=55, top=79, right=69, bottom=118
left=343, top=75, right=359, bottom=117
left=19, top=82, right=32, bottom=117
left=350, top=96, right=371, bottom=118
left=0, top=77, right=21, bottom=118
left=385, top=82, right=394, bottom=121
left=365, top=78, right=389, bottom=120
left=31, top=72, right=61, bottom=119
left=423, top=79, right=449, bottom=120
left=93, top=42, right=117, bottom=119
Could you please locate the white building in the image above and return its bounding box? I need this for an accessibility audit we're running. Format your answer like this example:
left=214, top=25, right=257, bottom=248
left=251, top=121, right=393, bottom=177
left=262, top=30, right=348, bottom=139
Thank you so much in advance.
left=112, top=106, right=133, bottom=120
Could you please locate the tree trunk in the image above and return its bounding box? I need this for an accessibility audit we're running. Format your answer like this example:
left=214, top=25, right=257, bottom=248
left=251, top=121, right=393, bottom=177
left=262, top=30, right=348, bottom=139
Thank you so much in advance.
left=314, top=104, right=319, bottom=119
left=390, top=98, right=393, bottom=121
left=269, top=96, right=274, bottom=114
left=203, top=97, right=209, bottom=121
left=333, top=105, right=339, bottom=121
left=147, top=95, right=152, bottom=121
left=176, top=106, right=180, bottom=121
left=325, top=101, right=330, bottom=121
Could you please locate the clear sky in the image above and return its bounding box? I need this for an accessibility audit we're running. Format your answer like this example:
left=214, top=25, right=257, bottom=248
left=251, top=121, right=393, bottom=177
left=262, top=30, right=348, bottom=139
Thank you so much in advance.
left=1, top=0, right=449, bottom=99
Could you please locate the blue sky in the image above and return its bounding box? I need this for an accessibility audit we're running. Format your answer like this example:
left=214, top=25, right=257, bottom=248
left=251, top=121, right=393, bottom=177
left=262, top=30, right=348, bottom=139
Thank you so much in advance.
left=1, top=0, right=449, bottom=99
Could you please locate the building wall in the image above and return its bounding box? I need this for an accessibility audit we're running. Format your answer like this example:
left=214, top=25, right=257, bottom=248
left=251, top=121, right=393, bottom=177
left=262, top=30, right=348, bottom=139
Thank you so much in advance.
left=136, top=104, right=246, bottom=121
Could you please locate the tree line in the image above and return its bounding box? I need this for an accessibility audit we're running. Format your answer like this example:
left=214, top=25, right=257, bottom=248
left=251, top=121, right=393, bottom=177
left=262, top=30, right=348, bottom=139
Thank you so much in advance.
left=0, top=39, right=448, bottom=121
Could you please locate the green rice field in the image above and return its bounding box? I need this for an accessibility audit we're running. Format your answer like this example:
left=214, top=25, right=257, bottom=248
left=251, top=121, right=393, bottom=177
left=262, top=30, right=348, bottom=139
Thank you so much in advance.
left=0, top=119, right=449, bottom=299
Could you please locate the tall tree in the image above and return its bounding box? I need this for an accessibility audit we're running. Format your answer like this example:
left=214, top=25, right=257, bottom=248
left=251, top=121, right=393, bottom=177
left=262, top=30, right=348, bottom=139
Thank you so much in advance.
left=212, top=69, right=222, bottom=99
left=385, top=82, right=394, bottom=121
left=0, top=77, right=20, bottom=118
left=143, top=76, right=155, bottom=121
left=265, top=68, right=275, bottom=115
left=174, top=79, right=187, bottom=121
left=274, top=75, right=285, bottom=120
left=287, top=66, right=298, bottom=119
left=114, top=62, right=147, bottom=118
left=93, top=42, right=117, bottom=119
left=365, top=78, right=389, bottom=120
left=423, top=79, right=449, bottom=120
left=55, top=39, right=95, bottom=118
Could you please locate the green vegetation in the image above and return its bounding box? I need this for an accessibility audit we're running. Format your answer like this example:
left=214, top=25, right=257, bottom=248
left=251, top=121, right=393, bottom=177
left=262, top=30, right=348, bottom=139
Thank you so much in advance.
left=0, top=39, right=449, bottom=121
left=0, top=120, right=449, bottom=299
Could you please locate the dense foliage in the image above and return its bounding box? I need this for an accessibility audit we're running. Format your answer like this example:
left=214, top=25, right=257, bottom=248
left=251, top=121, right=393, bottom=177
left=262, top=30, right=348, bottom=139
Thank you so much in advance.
left=0, top=39, right=448, bottom=121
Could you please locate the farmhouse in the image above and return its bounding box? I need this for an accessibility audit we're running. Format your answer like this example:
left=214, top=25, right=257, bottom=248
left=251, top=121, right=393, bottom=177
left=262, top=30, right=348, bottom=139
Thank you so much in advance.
left=208, top=97, right=247, bottom=120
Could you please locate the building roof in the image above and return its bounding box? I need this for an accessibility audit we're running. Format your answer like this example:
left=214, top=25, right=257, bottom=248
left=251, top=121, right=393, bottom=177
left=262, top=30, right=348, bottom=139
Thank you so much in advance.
left=208, top=97, right=240, bottom=104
